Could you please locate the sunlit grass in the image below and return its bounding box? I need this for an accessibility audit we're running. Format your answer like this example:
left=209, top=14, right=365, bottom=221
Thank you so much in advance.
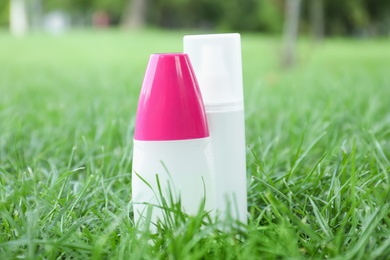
left=0, top=29, right=389, bottom=259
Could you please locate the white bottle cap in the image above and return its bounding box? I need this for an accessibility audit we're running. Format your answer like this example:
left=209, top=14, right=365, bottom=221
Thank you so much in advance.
left=184, top=33, right=244, bottom=111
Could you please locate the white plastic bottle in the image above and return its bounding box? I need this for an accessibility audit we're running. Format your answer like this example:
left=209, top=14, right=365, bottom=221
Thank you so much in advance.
left=132, top=53, right=215, bottom=232
left=184, top=34, right=248, bottom=224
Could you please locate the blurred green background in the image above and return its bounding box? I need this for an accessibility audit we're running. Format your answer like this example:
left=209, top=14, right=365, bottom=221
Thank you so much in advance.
left=1, top=1, right=390, bottom=258
left=1, top=0, right=390, bottom=36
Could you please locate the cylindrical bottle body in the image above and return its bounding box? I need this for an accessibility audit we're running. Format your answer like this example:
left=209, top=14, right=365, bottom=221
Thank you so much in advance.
left=206, top=107, right=247, bottom=223
left=132, top=138, right=215, bottom=231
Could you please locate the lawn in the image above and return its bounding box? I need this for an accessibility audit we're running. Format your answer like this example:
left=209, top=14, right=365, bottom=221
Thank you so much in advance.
left=0, top=29, right=389, bottom=259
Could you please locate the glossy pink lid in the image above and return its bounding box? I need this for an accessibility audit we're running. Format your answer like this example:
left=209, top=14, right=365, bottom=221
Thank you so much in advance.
left=134, top=53, right=209, bottom=141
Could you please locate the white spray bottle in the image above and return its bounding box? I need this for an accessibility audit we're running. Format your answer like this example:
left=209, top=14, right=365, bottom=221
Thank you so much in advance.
left=132, top=53, right=215, bottom=232
left=184, top=34, right=248, bottom=224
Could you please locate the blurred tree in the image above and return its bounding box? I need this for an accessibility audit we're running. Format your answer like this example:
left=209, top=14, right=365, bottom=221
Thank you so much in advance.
left=43, top=0, right=126, bottom=25
left=122, top=0, right=148, bottom=29
left=281, top=0, right=301, bottom=68
left=29, top=0, right=42, bottom=30
left=365, top=0, right=390, bottom=34
left=219, top=0, right=258, bottom=31
left=310, top=0, right=324, bottom=41
left=10, top=0, right=28, bottom=36
left=256, top=0, right=283, bottom=33
left=0, top=1, right=10, bottom=27
left=324, top=0, right=368, bottom=35
left=146, top=0, right=222, bottom=29
left=92, top=0, right=126, bottom=24
left=1, top=0, right=389, bottom=35
left=44, top=0, right=92, bottom=26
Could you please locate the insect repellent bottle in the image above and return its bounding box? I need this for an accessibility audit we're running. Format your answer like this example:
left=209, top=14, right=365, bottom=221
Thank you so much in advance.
left=184, top=34, right=247, bottom=224
left=132, top=53, right=215, bottom=231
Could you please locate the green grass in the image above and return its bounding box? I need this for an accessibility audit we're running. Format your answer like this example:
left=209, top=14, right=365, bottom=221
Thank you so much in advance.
left=1, top=29, right=390, bottom=259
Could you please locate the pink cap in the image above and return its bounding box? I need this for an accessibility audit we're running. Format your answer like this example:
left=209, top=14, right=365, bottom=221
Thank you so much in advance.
left=134, top=53, right=209, bottom=141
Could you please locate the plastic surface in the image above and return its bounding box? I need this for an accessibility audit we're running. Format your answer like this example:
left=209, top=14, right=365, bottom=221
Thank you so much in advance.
left=183, top=34, right=244, bottom=110
left=134, top=53, right=209, bottom=141
left=132, top=53, right=215, bottom=231
left=184, top=34, right=248, bottom=224
left=206, top=109, right=247, bottom=223
left=132, top=138, right=215, bottom=231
